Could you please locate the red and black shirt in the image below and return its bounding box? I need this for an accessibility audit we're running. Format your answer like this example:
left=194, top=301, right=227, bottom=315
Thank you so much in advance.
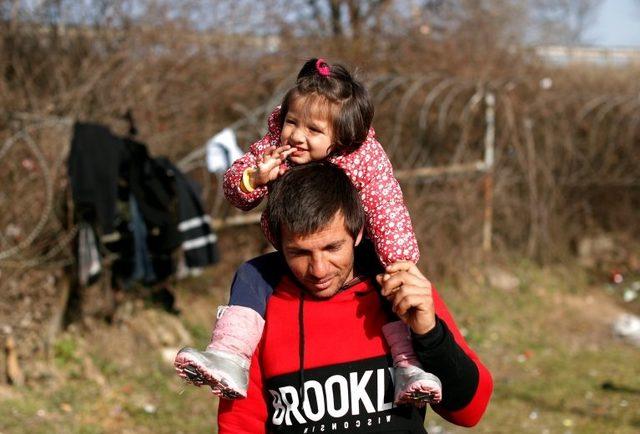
left=218, top=276, right=493, bottom=433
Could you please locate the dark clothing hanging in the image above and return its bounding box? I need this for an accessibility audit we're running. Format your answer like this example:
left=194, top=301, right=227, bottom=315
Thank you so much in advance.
left=156, top=158, right=219, bottom=268
left=129, top=195, right=157, bottom=285
left=67, top=123, right=126, bottom=236
left=68, top=122, right=217, bottom=287
left=123, top=139, right=181, bottom=280
left=124, top=139, right=182, bottom=256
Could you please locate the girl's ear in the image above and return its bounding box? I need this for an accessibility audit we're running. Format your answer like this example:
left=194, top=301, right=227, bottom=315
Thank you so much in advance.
left=354, top=227, right=364, bottom=247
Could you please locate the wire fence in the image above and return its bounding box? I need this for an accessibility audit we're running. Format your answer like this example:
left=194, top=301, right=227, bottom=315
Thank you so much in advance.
left=1, top=73, right=639, bottom=273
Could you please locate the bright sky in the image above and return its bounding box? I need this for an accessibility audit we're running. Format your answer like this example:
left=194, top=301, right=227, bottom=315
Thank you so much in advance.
left=587, top=0, right=640, bottom=47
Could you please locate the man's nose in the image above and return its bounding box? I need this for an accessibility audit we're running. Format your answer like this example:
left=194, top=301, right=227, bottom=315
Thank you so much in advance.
left=308, top=255, right=328, bottom=278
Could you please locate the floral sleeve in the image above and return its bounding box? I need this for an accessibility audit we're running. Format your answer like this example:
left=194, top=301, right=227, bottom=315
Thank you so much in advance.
left=222, top=107, right=283, bottom=211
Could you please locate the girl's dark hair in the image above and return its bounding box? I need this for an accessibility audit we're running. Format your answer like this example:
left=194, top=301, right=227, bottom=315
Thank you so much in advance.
left=279, top=58, right=374, bottom=154
left=267, top=162, right=365, bottom=248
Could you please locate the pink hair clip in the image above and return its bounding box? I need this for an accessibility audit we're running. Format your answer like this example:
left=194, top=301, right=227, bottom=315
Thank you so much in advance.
left=315, top=58, right=330, bottom=77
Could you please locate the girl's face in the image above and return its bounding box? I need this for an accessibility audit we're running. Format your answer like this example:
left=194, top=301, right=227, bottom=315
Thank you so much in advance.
left=280, top=96, right=334, bottom=165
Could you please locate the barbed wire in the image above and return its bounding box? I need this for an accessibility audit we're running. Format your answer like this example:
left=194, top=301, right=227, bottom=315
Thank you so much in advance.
left=1, top=74, right=639, bottom=271
left=0, top=118, right=73, bottom=264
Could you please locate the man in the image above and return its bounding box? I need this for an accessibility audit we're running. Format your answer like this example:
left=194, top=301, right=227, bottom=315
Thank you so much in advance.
left=218, top=162, right=492, bottom=433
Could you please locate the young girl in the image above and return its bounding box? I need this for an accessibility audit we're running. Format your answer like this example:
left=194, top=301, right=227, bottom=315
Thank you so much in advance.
left=175, top=58, right=442, bottom=406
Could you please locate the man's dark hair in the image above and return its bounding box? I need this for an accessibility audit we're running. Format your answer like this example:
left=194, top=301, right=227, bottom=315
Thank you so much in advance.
left=267, top=162, right=365, bottom=247
left=279, top=58, right=374, bottom=155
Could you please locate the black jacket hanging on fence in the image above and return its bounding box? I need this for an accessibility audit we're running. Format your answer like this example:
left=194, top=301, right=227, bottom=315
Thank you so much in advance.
left=67, top=122, right=218, bottom=286
left=68, top=123, right=126, bottom=236
left=123, top=138, right=181, bottom=280
left=156, top=158, right=219, bottom=268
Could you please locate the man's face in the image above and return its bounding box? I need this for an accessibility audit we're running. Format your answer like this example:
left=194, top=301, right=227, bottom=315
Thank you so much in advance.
left=281, top=212, right=363, bottom=299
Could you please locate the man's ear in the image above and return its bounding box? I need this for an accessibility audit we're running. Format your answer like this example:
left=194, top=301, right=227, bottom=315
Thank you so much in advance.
left=354, top=227, right=364, bottom=247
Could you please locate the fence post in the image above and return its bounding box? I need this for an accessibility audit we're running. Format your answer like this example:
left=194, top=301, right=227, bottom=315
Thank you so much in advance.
left=482, top=92, right=495, bottom=253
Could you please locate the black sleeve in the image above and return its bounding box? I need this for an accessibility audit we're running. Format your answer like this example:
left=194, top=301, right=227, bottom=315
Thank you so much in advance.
left=411, top=316, right=480, bottom=411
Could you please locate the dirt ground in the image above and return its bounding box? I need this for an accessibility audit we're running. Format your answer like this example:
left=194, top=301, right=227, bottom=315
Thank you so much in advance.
left=0, top=223, right=266, bottom=380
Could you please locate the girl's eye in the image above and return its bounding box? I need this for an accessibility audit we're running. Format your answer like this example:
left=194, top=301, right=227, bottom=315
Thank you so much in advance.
left=285, top=119, right=296, bottom=125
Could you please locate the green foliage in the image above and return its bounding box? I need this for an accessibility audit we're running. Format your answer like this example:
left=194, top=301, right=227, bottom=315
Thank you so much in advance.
left=433, top=261, right=640, bottom=433
left=184, top=321, right=211, bottom=348
left=91, top=354, right=120, bottom=378
left=54, top=337, right=80, bottom=367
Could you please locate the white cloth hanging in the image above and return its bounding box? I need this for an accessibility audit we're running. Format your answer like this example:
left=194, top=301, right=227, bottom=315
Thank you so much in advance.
left=78, top=222, right=102, bottom=286
left=205, top=128, right=243, bottom=173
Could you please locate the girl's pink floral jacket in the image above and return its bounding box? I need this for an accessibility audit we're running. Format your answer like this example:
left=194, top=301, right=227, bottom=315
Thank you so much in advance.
left=222, top=106, right=419, bottom=266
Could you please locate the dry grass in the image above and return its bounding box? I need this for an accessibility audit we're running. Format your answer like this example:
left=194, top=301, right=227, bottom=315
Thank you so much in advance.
left=1, top=258, right=639, bottom=433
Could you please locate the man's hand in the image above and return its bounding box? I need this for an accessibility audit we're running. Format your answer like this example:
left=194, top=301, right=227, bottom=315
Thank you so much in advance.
left=251, top=145, right=295, bottom=187
left=376, top=261, right=436, bottom=335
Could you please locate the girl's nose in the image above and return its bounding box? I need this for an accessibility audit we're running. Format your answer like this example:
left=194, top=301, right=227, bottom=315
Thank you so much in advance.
left=291, top=128, right=305, bottom=143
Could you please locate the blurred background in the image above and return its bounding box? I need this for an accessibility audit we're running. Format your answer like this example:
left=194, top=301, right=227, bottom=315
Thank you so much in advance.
left=0, top=0, right=639, bottom=433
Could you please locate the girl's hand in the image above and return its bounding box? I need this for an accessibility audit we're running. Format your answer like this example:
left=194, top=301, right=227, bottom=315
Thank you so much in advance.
left=251, top=145, right=296, bottom=187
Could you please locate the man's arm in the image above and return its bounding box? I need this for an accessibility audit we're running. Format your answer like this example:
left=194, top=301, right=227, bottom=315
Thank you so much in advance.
left=412, top=289, right=493, bottom=427
left=378, top=262, right=493, bottom=427
left=217, top=346, right=269, bottom=433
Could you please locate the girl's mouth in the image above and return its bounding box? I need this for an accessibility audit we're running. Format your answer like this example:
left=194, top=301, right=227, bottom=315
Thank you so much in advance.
left=291, top=148, right=307, bottom=157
